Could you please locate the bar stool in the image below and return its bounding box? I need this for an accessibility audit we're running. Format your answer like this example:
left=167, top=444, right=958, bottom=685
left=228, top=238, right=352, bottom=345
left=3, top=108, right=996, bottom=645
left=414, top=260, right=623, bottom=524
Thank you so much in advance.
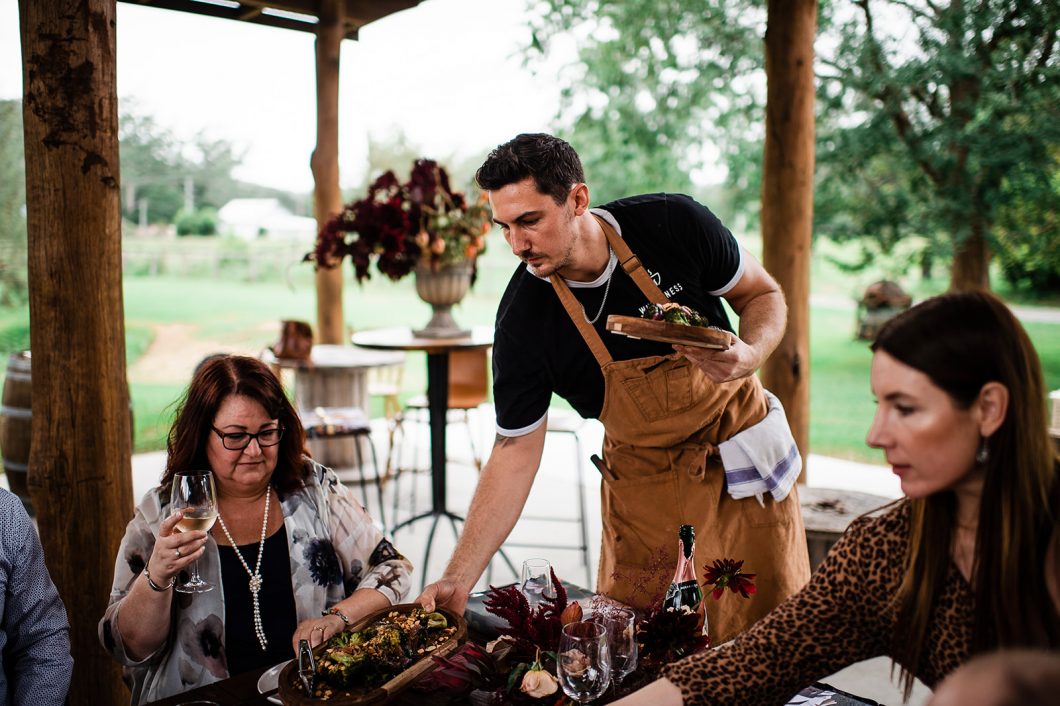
left=300, top=406, right=388, bottom=532
left=501, top=408, right=595, bottom=589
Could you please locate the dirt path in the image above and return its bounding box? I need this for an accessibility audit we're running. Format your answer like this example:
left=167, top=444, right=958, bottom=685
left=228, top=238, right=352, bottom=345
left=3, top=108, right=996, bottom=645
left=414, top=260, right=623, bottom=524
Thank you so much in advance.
left=128, top=323, right=264, bottom=384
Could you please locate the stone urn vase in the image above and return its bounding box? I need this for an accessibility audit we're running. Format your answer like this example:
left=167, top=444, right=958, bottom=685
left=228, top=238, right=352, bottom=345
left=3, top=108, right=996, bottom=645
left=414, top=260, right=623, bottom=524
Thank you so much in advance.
left=413, top=259, right=473, bottom=338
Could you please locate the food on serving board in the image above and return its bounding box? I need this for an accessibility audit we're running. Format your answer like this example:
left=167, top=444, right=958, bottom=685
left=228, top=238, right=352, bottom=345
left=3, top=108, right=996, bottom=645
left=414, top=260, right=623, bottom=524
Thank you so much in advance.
left=640, top=302, right=710, bottom=327
left=311, top=608, right=455, bottom=695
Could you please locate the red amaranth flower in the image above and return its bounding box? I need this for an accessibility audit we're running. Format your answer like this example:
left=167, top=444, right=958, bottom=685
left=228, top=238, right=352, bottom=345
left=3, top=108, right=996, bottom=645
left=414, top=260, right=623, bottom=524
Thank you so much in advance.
left=703, top=558, right=757, bottom=600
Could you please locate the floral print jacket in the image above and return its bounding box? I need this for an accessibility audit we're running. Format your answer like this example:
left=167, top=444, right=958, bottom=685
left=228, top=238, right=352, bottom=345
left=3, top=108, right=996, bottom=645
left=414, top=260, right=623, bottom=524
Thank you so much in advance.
left=98, top=459, right=413, bottom=705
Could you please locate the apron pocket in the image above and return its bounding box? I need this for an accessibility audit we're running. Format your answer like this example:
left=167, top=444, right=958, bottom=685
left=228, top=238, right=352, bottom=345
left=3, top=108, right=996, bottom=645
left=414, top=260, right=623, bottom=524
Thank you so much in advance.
left=619, top=363, right=696, bottom=423
left=600, top=471, right=680, bottom=571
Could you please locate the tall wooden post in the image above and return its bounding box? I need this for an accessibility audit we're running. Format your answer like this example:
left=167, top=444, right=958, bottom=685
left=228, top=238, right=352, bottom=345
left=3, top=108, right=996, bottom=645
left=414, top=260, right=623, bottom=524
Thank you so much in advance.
left=313, top=0, right=345, bottom=344
left=760, top=0, right=817, bottom=481
left=18, top=0, right=133, bottom=702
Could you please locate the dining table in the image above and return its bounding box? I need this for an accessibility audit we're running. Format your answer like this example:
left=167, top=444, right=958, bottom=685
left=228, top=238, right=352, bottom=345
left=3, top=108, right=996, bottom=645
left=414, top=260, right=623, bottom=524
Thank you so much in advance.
left=139, top=581, right=885, bottom=706
left=350, top=326, right=515, bottom=585
left=141, top=647, right=882, bottom=706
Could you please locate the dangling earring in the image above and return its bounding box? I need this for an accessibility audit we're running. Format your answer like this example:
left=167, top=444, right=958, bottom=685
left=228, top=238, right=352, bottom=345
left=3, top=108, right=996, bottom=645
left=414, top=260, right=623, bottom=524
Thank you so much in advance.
left=976, top=438, right=989, bottom=465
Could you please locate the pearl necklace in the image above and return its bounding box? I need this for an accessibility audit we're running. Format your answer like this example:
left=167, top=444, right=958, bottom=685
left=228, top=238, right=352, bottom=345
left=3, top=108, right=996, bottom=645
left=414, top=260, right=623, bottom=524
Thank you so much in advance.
left=216, top=487, right=271, bottom=650
left=583, top=247, right=616, bottom=325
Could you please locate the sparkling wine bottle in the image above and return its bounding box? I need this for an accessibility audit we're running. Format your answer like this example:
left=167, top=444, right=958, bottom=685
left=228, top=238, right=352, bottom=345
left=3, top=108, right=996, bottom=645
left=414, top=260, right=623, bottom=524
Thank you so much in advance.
left=662, top=524, right=705, bottom=633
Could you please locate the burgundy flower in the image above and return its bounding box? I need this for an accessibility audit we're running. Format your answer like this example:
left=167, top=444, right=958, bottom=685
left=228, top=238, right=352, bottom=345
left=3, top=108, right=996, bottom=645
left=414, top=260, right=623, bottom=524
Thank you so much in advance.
left=304, top=158, right=492, bottom=284
left=703, top=558, right=757, bottom=600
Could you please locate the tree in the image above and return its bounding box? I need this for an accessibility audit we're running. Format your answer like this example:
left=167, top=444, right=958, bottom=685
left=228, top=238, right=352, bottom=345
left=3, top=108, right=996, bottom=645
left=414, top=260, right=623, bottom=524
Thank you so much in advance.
left=527, top=0, right=766, bottom=205
left=816, top=0, right=1060, bottom=291
left=0, top=99, right=27, bottom=306
left=527, top=0, right=1060, bottom=291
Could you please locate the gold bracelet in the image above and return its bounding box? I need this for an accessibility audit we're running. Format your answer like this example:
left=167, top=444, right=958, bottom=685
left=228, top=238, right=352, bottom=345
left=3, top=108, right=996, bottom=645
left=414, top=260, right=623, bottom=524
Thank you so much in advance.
left=322, top=607, right=350, bottom=625
left=143, top=567, right=175, bottom=592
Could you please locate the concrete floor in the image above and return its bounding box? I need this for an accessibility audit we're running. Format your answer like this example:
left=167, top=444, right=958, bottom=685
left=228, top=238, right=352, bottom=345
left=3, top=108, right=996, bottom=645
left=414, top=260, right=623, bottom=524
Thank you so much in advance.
left=115, top=410, right=929, bottom=704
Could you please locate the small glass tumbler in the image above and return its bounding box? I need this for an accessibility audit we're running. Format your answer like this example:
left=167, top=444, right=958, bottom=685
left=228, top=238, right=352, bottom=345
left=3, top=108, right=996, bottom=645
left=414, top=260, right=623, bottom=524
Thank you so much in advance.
left=520, top=558, right=556, bottom=609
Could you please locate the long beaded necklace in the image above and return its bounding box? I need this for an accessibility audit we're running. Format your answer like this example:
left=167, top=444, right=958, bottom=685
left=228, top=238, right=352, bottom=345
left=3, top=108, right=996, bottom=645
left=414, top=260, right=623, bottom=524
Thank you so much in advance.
left=583, top=246, right=616, bottom=325
left=216, top=487, right=271, bottom=650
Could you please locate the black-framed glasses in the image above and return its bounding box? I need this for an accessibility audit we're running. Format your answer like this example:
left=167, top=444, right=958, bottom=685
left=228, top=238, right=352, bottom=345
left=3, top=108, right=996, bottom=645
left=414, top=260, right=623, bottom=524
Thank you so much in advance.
left=211, top=425, right=283, bottom=451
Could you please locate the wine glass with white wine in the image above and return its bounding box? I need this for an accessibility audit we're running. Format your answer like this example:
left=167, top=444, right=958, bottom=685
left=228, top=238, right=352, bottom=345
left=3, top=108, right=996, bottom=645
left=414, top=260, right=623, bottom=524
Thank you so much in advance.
left=170, top=470, right=218, bottom=593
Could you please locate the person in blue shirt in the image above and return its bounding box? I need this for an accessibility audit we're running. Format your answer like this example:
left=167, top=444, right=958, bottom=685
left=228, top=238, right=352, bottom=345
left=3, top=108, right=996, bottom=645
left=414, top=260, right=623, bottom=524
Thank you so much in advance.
left=0, top=487, right=73, bottom=705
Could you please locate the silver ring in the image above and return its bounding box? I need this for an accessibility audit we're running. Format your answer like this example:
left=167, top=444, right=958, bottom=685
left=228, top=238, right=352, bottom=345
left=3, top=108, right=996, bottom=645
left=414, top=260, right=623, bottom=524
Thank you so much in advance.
left=175, top=548, right=182, bottom=558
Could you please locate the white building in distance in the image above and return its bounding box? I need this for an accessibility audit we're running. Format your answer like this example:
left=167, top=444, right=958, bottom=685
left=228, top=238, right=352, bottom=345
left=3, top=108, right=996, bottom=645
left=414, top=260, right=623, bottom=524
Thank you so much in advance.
left=217, top=198, right=317, bottom=242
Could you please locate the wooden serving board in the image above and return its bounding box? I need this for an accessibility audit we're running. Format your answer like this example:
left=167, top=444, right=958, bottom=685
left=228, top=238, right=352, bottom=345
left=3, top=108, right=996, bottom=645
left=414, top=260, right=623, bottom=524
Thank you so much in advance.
left=606, top=315, right=733, bottom=350
left=277, top=604, right=467, bottom=705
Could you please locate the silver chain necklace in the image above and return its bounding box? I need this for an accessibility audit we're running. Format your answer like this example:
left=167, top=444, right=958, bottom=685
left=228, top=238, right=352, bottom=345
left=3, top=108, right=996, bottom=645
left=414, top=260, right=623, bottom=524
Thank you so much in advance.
left=216, top=487, right=271, bottom=650
left=583, top=247, right=615, bottom=325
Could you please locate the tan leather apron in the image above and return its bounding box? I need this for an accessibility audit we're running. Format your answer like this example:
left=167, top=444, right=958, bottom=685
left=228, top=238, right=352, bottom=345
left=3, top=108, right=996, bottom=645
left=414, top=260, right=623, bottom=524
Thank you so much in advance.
left=550, top=218, right=811, bottom=644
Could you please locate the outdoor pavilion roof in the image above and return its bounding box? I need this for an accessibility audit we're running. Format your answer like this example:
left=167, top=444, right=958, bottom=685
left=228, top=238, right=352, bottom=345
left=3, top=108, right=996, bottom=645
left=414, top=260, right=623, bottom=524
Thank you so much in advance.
left=117, top=0, right=424, bottom=39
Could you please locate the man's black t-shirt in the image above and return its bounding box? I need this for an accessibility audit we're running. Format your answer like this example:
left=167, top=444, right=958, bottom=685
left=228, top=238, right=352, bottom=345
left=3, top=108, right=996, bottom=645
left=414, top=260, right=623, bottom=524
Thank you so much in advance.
left=492, top=193, right=743, bottom=435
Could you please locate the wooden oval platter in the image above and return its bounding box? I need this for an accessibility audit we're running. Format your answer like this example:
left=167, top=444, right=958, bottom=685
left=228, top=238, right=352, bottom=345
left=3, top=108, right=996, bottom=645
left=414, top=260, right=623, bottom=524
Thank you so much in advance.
left=606, top=315, right=733, bottom=350
left=277, top=604, right=467, bottom=705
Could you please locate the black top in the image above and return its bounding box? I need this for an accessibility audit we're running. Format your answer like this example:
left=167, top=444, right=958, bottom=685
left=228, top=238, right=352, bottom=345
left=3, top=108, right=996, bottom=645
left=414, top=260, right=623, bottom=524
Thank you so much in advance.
left=219, top=524, right=297, bottom=675
left=492, top=193, right=743, bottom=433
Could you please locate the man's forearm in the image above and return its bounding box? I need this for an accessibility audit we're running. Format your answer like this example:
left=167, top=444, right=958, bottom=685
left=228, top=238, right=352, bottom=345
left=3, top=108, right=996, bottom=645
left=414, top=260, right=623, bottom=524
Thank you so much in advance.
left=442, top=427, right=545, bottom=591
left=736, top=290, right=786, bottom=370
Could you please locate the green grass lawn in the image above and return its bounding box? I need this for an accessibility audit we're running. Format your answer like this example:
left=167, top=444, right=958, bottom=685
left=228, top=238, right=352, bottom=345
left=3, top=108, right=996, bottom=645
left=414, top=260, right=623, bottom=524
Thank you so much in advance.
left=1, top=236, right=1058, bottom=459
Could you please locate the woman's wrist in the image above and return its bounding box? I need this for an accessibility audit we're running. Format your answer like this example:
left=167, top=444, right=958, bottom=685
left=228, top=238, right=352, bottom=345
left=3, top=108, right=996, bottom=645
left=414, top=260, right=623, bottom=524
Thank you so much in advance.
left=322, top=608, right=349, bottom=628
left=143, top=565, right=175, bottom=592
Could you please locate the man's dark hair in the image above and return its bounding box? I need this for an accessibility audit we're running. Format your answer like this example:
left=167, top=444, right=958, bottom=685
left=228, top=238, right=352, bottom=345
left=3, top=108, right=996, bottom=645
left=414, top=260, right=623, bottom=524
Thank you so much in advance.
left=475, top=133, right=585, bottom=204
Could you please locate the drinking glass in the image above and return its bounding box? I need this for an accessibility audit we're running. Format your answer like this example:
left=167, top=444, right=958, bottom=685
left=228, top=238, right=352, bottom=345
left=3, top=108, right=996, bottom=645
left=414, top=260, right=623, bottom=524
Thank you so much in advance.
left=557, top=620, right=611, bottom=704
left=170, top=470, right=218, bottom=593
left=520, top=558, right=556, bottom=608
left=599, top=607, right=638, bottom=686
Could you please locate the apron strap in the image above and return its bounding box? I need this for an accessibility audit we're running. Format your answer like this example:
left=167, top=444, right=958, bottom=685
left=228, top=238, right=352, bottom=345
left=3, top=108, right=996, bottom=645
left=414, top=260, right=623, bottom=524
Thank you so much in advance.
left=549, top=213, right=674, bottom=368
left=551, top=275, right=614, bottom=367
left=597, top=215, right=669, bottom=305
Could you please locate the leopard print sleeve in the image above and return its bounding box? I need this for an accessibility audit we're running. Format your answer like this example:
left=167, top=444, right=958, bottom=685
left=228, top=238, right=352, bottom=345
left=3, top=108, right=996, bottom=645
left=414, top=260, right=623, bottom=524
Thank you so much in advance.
left=663, top=504, right=908, bottom=705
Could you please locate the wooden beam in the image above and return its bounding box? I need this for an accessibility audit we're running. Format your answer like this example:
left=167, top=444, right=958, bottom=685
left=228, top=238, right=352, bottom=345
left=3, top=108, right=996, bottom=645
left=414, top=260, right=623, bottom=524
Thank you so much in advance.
left=760, top=0, right=817, bottom=483
left=117, top=1, right=425, bottom=38
left=313, top=0, right=346, bottom=344
left=18, top=0, right=134, bottom=703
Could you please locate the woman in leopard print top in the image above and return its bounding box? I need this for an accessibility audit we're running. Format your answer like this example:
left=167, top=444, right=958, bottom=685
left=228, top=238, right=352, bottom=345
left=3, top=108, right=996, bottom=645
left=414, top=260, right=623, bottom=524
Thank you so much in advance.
left=615, top=292, right=1060, bottom=705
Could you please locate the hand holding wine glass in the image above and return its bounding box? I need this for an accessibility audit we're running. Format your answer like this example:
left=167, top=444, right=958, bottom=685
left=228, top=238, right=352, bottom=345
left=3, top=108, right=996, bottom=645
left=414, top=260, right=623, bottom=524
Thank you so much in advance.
left=169, top=470, right=218, bottom=593
left=557, top=620, right=611, bottom=704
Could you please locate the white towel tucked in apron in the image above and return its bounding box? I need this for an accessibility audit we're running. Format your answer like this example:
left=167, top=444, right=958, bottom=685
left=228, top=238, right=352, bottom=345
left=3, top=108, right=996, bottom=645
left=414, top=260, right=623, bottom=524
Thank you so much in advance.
left=719, top=390, right=801, bottom=505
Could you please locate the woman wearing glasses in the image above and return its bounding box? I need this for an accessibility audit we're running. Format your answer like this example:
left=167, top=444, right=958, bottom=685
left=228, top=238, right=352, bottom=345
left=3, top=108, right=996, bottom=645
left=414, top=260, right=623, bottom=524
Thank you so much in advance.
left=99, top=355, right=412, bottom=705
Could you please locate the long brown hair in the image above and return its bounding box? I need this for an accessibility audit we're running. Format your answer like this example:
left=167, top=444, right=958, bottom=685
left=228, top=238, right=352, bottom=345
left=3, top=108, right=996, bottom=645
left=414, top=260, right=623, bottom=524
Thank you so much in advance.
left=872, top=291, right=1060, bottom=696
left=163, top=355, right=309, bottom=496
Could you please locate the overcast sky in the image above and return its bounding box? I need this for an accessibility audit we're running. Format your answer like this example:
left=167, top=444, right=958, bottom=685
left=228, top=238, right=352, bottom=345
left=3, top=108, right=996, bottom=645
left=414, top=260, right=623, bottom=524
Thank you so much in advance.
left=0, top=0, right=564, bottom=193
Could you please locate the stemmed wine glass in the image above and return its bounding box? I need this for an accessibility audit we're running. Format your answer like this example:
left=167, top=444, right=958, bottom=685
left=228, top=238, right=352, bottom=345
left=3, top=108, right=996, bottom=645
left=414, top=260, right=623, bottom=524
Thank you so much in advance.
left=520, top=558, right=556, bottom=609
left=599, top=607, right=638, bottom=687
left=557, top=620, right=611, bottom=704
left=170, top=470, right=218, bottom=594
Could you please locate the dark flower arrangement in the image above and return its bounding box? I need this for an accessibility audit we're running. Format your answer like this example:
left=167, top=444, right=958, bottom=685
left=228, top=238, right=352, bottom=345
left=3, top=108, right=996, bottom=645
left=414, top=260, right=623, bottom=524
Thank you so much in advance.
left=416, top=560, right=756, bottom=705
left=305, top=159, right=492, bottom=284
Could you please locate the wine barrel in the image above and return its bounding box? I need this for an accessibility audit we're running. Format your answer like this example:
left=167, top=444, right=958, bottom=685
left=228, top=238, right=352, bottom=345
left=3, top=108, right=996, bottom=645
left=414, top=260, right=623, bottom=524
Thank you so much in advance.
left=0, top=351, right=32, bottom=514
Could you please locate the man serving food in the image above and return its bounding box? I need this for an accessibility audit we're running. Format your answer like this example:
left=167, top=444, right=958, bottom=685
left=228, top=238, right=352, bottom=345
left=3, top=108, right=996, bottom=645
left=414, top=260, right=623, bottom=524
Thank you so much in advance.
left=418, top=133, right=810, bottom=643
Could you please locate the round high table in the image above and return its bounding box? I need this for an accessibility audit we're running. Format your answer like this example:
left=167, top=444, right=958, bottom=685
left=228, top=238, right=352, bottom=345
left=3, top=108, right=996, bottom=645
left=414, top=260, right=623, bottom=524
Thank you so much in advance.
left=352, top=326, right=514, bottom=585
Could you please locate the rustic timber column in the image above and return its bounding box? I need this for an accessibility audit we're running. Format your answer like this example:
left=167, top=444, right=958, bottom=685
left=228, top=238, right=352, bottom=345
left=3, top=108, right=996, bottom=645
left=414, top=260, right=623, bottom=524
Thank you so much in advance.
left=760, top=0, right=817, bottom=482
left=313, top=0, right=345, bottom=344
left=18, top=0, right=133, bottom=702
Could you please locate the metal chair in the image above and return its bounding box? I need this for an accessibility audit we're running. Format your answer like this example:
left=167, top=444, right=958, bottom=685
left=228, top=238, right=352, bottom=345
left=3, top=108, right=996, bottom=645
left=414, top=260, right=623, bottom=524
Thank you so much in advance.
left=300, top=406, right=388, bottom=532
